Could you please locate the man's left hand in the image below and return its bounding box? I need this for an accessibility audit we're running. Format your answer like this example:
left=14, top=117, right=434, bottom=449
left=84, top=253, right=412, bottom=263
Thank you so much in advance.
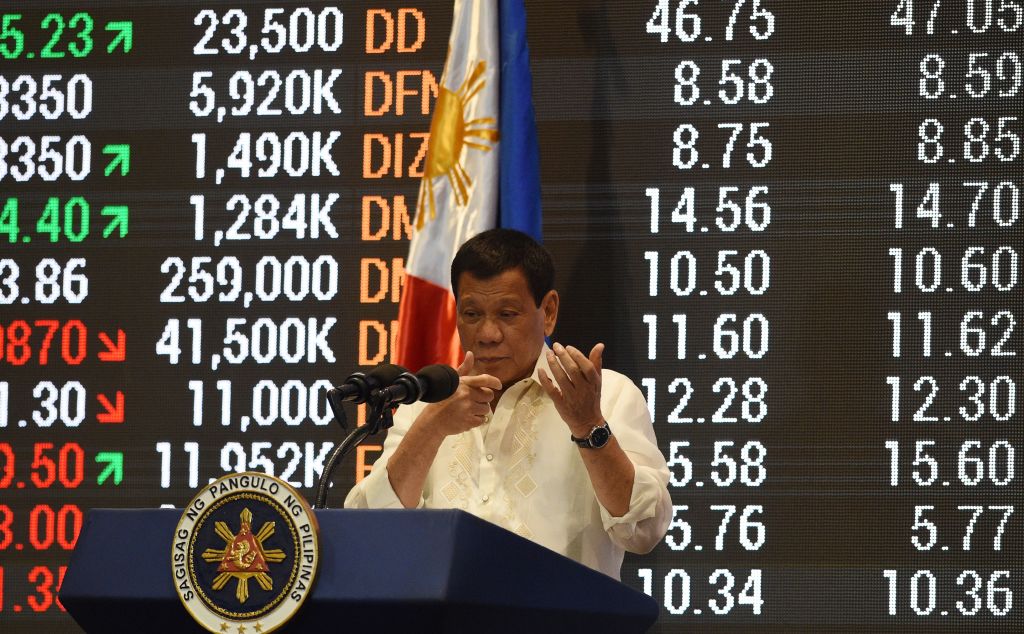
left=537, top=342, right=606, bottom=437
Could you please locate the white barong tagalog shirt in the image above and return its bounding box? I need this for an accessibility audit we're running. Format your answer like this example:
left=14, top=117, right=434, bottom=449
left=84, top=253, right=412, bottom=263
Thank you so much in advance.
left=344, top=348, right=672, bottom=580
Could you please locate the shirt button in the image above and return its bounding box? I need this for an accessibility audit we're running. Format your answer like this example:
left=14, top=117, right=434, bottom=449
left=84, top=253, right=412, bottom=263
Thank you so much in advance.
left=481, top=495, right=490, bottom=503
left=486, top=454, right=494, bottom=461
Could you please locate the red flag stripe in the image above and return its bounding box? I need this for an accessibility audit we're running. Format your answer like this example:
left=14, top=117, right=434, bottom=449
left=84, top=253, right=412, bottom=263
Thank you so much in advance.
left=393, top=274, right=463, bottom=372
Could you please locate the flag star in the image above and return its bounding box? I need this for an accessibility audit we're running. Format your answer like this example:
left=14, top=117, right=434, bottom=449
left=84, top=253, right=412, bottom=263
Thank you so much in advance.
left=236, top=625, right=247, bottom=634
left=254, top=623, right=264, bottom=633
left=220, top=624, right=230, bottom=633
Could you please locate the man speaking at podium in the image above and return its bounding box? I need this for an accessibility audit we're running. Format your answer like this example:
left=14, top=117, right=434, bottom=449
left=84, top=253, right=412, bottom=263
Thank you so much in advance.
left=346, top=230, right=671, bottom=580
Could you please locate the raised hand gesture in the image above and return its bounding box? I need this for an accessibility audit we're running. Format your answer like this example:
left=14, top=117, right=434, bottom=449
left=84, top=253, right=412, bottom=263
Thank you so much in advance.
left=537, top=342, right=606, bottom=437
left=421, top=351, right=502, bottom=437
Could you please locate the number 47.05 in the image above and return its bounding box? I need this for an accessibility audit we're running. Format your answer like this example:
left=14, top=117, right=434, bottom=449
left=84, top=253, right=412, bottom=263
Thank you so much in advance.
left=891, top=0, right=943, bottom=35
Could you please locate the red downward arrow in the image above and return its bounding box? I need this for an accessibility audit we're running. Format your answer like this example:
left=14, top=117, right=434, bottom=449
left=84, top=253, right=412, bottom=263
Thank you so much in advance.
left=98, top=329, right=126, bottom=362
left=97, top=391, right=125, bottom=424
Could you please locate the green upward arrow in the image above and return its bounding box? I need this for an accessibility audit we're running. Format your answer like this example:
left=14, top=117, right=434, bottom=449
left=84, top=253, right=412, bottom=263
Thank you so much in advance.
left=106, top=21, right=133, bottom=54
left=103, top=145, right=130, bottom=177
left=96, top=452, right=124, bottom=485
left=101, top=205, right=129, bottom=238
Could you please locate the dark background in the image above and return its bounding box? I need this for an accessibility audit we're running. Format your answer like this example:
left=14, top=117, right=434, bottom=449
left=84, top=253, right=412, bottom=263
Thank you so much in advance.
left=0, top=1, right=1020, bottom=631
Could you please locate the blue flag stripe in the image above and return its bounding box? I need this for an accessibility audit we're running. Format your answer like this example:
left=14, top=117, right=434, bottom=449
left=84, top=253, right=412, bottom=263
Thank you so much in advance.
left=498, top=0, right=543, bottom=242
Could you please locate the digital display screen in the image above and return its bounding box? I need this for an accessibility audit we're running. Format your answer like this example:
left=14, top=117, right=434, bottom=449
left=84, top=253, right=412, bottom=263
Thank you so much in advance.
left=0, top=1, right=1020, bottom=632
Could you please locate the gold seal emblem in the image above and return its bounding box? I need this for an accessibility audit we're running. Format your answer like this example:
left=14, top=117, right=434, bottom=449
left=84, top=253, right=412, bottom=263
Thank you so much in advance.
left=202, top=507, right=286, bottom=603
left=173, top=473, right=319, bottom=633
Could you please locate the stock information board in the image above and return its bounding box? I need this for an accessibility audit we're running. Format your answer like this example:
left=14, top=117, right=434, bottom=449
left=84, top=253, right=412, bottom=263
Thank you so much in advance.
left=0, top=1, right=1020, bottom=632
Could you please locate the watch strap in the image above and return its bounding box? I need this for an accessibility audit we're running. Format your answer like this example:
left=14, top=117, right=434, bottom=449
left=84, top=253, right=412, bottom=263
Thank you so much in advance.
left=571, top=421, right=612, bottom=448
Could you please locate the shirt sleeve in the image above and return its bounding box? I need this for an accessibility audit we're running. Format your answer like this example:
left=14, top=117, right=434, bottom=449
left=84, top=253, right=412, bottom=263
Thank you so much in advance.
left=343, top=404, right=427, bottom=510
left=594, top=372, right=672, bottom=554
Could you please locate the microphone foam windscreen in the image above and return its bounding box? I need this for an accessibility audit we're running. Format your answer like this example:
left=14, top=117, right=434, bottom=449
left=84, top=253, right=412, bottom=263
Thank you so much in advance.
left=416, top=364, right=460, bottom=402
left=367, top=363, right=407, bottom=388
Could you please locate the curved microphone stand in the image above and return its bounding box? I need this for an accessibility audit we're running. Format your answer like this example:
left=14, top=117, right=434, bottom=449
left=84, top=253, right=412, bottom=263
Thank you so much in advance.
left=313, top=393, right=394, bottom=509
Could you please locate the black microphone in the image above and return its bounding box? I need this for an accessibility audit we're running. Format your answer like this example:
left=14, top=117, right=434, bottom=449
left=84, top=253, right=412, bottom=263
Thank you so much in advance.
left=313, top=363, right=455, bottom=509
left=377, top=364, right=460, bottom=406
left=329, top=363, right=406, bottom=403
left=327, top=363, right=407, bottom=428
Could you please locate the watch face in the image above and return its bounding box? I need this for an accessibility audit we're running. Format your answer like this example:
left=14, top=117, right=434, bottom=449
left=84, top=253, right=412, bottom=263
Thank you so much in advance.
left=590, top=425, right=611, bottom=448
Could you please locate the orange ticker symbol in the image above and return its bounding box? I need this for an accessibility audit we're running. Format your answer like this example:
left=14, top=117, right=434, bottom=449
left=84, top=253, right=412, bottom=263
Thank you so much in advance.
left=416, top=61, right=500, bottom=229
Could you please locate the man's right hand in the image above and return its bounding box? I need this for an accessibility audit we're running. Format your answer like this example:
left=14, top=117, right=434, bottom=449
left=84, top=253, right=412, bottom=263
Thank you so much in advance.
left=415, top=351, right=501, bottom=437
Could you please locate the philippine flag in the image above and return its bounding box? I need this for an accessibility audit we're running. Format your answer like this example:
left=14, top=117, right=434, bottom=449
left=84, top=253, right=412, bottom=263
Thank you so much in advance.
left=393, top=0, right=542, bottom=371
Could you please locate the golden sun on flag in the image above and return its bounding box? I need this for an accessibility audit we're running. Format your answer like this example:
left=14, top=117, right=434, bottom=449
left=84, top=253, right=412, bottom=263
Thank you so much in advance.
left=416, top=60, right=501, bottom=230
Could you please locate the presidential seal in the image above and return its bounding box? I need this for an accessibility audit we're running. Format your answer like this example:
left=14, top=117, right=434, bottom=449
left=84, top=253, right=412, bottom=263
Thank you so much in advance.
left=172, top=472, right=319, bottom=633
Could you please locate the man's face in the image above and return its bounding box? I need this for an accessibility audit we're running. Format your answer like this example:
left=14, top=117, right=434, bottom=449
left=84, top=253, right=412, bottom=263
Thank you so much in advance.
left=455, top=268, right=558, bottom=387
